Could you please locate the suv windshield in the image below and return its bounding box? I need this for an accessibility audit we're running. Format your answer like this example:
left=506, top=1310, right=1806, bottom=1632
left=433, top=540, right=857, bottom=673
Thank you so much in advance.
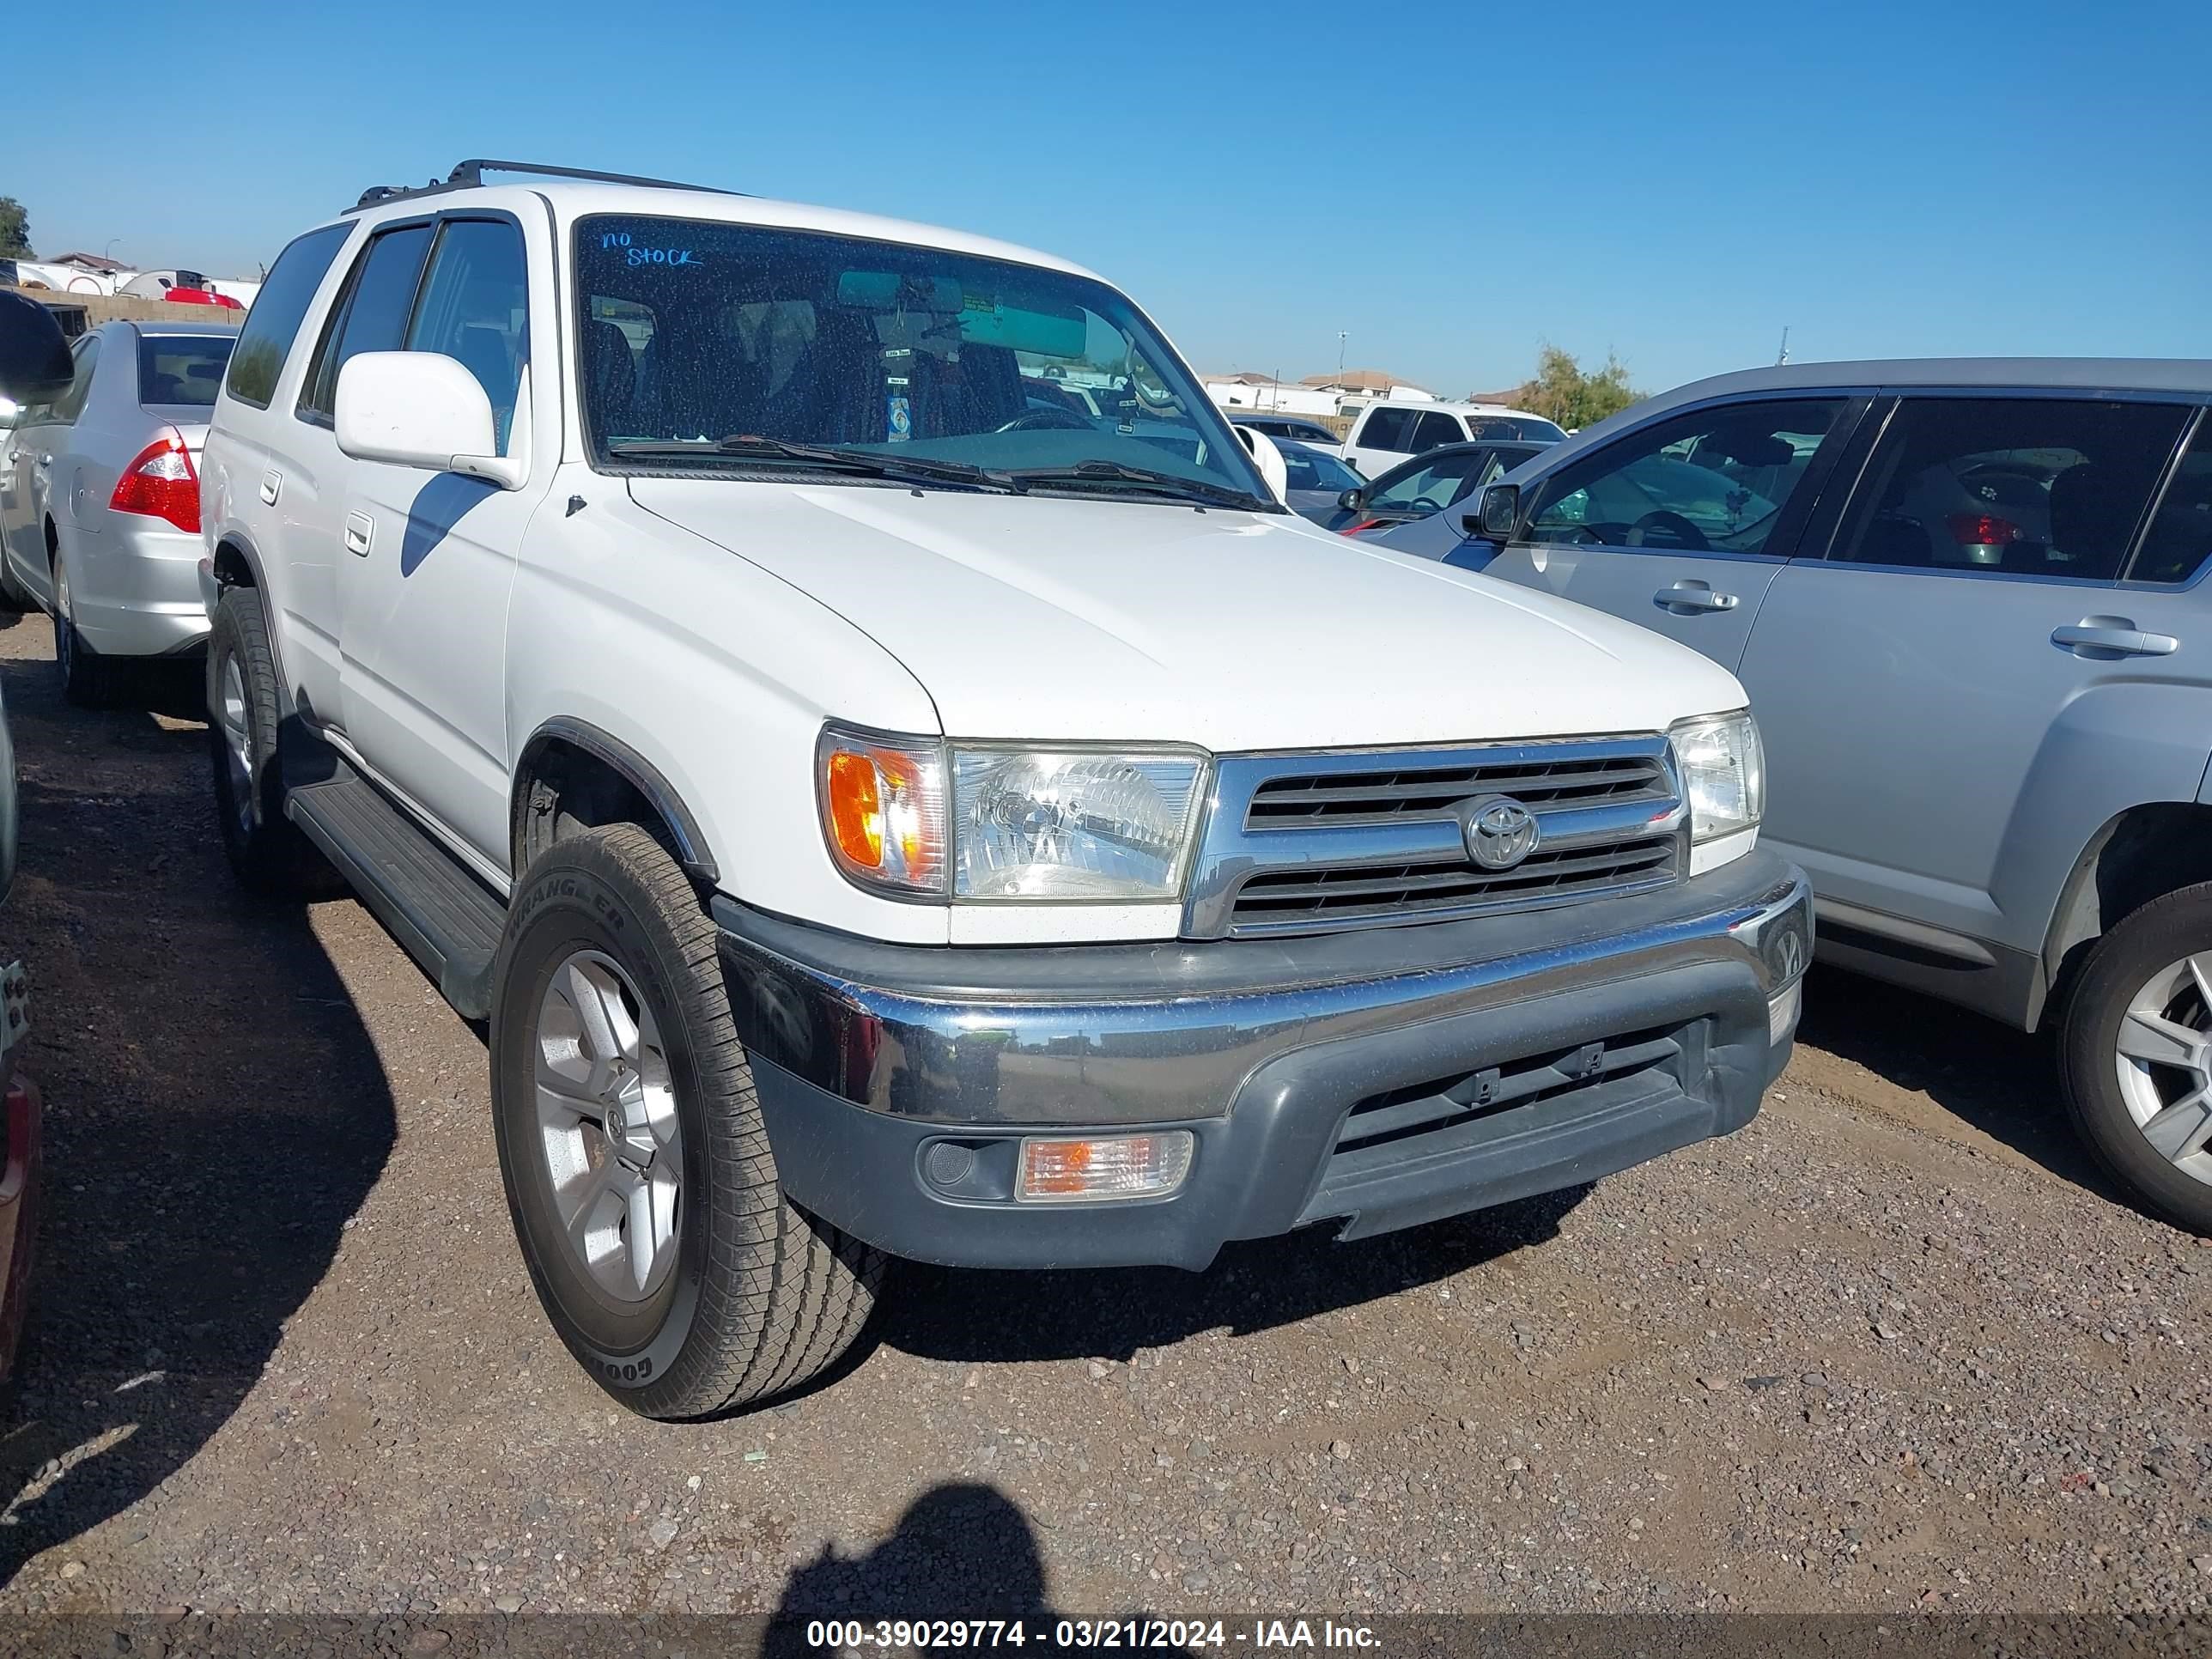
left=574, top=215, right=1273, bottom=506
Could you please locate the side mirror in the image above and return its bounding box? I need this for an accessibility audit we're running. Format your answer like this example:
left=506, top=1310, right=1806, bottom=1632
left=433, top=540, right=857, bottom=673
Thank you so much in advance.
left=1463, top=482, right=1521, bottom=541
left=1338, top=489, right=1364, bottom=514
left=0, top=289, right=75, bottom=406
left=1234, top=425, right=1290, bottom=506
left=335, top=351, right=523, bottom=489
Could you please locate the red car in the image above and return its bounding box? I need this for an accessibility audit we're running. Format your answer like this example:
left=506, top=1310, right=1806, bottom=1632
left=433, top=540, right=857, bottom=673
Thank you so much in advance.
left=164, top=288, right=245, bottom=310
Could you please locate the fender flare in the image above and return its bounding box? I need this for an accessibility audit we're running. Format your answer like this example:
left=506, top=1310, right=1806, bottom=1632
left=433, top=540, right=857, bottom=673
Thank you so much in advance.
left=512, top=716, right=720, bottom=886
left=206, top=531, right=299, bottom=714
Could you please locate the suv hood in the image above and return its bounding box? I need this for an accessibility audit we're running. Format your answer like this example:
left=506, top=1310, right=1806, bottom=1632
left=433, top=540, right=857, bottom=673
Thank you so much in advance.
left=629, top=480, right=1747, bottom=750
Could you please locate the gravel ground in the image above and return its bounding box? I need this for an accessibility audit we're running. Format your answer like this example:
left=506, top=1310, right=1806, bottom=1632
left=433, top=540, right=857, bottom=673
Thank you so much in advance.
left=0, top=613, right=2204, bottom=1620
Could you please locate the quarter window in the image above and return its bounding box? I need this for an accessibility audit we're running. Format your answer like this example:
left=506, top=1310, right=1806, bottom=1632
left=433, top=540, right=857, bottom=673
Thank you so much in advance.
left=1829, top=398, right=2188, bottom=580
left=223, top=222, right=351, bottom=410
left=1527, top=398, right=1844, bottom=556
left=297, top=223, right=434, bottom=426
left=2130, top=414, right=2212, bottom=586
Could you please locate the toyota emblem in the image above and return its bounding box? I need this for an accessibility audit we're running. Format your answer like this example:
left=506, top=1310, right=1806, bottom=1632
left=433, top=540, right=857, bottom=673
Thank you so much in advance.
left=1463, top=796, right=1540, bottom=871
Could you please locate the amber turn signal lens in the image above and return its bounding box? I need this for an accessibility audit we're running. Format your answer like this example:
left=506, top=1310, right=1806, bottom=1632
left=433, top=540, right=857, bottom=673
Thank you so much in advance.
left=824, top=750, right=884, bottom=869
left=817, top=733, right=947, bottom=893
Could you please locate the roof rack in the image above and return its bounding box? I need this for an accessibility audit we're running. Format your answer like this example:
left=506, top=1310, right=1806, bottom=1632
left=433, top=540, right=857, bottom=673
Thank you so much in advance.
left=349, top=159, right=744, bottom=214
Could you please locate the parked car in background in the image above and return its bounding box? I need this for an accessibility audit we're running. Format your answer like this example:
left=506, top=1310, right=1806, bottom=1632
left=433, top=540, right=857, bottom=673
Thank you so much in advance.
left=1447, top=358, right=2212, bottom=1231
left=1231, top=412, right=1340, bottom=447
left=1275, top=439, right=1366, bottom=524
left=1337, top=399, right=1565, bottom=477
left=164, top=289, right=244, bottom=311
left=1328, top=439, right=1553, bottom=537
left=0, top=289, right=69, bottom=1382
left=0, top=319, right=238, bottom=702
left=196, top=158, right=1808, bottom=1419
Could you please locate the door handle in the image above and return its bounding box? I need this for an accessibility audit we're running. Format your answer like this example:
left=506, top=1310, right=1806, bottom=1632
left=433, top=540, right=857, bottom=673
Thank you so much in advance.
left=1654, top=579, right=1738, bottom=613
left=2051, top=617, right=2179, bottom=659
left=343, top=512, right=374, bottom=557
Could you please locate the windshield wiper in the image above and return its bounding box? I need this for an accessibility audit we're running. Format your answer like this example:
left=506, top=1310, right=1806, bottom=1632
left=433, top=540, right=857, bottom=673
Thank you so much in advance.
left=608, top=435, right=1012, bottom=493
left=999, top=460, right=1271, bottom=510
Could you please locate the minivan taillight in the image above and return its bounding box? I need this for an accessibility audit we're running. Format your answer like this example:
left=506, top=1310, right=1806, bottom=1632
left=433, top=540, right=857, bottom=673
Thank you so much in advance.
left=1946, top=512, right=2021, bottom=547
left=109, top=433, right=200, bottom=533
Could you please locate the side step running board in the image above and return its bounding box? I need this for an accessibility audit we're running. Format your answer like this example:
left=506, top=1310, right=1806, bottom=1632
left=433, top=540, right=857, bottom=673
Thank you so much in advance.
left=288, top=767, right=507, bottom=1020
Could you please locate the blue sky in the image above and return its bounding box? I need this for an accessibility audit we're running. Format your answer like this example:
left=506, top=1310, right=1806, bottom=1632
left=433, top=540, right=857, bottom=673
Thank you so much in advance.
left=15, top=0, right=2208, bottom=398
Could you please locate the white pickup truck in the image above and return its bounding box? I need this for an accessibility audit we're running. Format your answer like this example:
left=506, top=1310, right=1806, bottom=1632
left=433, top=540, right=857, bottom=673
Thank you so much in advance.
left=197, top=161, right=1810, bottom=1419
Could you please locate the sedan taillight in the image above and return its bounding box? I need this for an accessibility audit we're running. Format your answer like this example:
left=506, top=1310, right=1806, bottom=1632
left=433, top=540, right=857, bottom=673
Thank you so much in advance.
left=109, top=433, right=200, bottom=534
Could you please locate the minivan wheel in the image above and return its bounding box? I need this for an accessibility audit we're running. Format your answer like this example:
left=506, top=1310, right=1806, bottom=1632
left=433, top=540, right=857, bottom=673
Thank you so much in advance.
left=205, top=586, right=340, bottom=897
left=490, top=823, right=884, bottom=1419
left=2057, top=882, right=2212, bottom=1235
left=52, top=550, right=114, bottom=708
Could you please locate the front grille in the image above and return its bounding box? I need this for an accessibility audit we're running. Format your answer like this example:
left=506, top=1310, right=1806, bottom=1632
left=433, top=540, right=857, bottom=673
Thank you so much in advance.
left=1230, top=835, right=1678, bottom=928
left=1246, top=753, right=1669, bottom=829
left=1189, top=737, right=1686, bottom=939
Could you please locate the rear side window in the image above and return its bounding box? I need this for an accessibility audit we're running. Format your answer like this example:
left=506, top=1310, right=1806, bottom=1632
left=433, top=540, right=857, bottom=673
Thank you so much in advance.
left=223, top=222, right=350, bottom=410
left=1358, top=407, right=1414, bottom=452
left=50, top=336, right=100, bottom=422
left=139, top=334, right=235, bottom=408
left=1829, top=398, right=2188, bottom=580
left=297, top=223, right=434, bottom=425
left=2132, top=415, right=2212, bottom=585
left=1412, top=410, right=1463, bottom=452
left=404, top=218, right=529, bottom=454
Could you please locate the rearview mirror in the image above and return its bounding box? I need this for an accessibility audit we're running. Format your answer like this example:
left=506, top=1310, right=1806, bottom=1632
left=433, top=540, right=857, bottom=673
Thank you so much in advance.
left=335, top=351, right=523, bottom=489
left=1338, top=489, right=1364, bottom=514
left=0, top=290, right=74, bottom=406
left=1464, top=482, right=1521, bottom=541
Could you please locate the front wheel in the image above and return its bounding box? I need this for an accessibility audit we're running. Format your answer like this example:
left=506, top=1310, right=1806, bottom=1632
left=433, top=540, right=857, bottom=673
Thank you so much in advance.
left=490, top=823, right=883, bottom=1418
left=2057, top=883, right=2212, bottom=1234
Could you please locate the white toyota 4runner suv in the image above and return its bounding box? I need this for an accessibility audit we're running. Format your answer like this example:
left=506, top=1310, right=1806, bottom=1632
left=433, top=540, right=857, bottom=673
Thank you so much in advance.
left=198, top=161, right=1810, bottom=1419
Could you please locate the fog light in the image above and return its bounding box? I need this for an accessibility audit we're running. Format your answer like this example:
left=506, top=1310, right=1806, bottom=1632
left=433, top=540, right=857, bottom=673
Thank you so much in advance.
left=1016, top=1132, right=1194, bottom=1203
left=1768, top=981, right=1802, bottom=1045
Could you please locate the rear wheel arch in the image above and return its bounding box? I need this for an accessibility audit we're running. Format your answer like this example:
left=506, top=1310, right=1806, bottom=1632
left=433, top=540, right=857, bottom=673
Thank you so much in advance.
left=511, top=719, right=720, bottom=888
left=2040, top=801, right=2212, bottom=1027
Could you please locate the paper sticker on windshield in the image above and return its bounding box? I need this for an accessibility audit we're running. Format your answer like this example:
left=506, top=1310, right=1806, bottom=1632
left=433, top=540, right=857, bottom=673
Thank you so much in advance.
left=886, top=395, right=912, bottom=443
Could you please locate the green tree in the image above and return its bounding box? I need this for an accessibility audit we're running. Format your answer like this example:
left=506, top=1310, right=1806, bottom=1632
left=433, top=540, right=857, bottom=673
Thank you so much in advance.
left=0, top=198, right=30, bottom=260
left=1514, top=343, right=1640, bottom=433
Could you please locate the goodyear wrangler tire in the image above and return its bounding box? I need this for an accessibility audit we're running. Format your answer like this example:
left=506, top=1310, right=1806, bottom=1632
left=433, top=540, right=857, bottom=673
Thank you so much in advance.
left=489, top=822, right=883, bottom=1419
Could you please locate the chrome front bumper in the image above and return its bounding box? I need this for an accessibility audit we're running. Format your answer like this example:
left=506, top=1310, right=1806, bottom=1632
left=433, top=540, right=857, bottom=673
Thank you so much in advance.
left=716, top=849, right=1811, bottom=1269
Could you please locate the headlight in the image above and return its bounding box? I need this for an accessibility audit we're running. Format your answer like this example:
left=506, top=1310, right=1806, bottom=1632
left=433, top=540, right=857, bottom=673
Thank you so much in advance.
left=817, top=726, right=1209, bottom=902
left=1669, top=710, right=1764, bottom=844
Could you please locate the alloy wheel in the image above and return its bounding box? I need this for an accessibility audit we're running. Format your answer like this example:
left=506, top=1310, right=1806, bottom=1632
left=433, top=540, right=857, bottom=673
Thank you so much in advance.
left=216, top=655, right=256, bottom=836
left=2113, top=953, right=2212, bottom=1187
left=532, top=950, right=683, bottom=1301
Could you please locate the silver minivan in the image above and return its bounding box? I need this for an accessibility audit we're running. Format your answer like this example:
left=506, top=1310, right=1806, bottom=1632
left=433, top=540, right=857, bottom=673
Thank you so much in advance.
left=1419, top=359, right=2212, bottom=1231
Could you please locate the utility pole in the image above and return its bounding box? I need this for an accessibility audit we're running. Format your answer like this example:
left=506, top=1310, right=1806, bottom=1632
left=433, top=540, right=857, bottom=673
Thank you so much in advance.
left=1775, top=325, right=1790, bottom=366
left=1337, top=331, right=1347, bottom=385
